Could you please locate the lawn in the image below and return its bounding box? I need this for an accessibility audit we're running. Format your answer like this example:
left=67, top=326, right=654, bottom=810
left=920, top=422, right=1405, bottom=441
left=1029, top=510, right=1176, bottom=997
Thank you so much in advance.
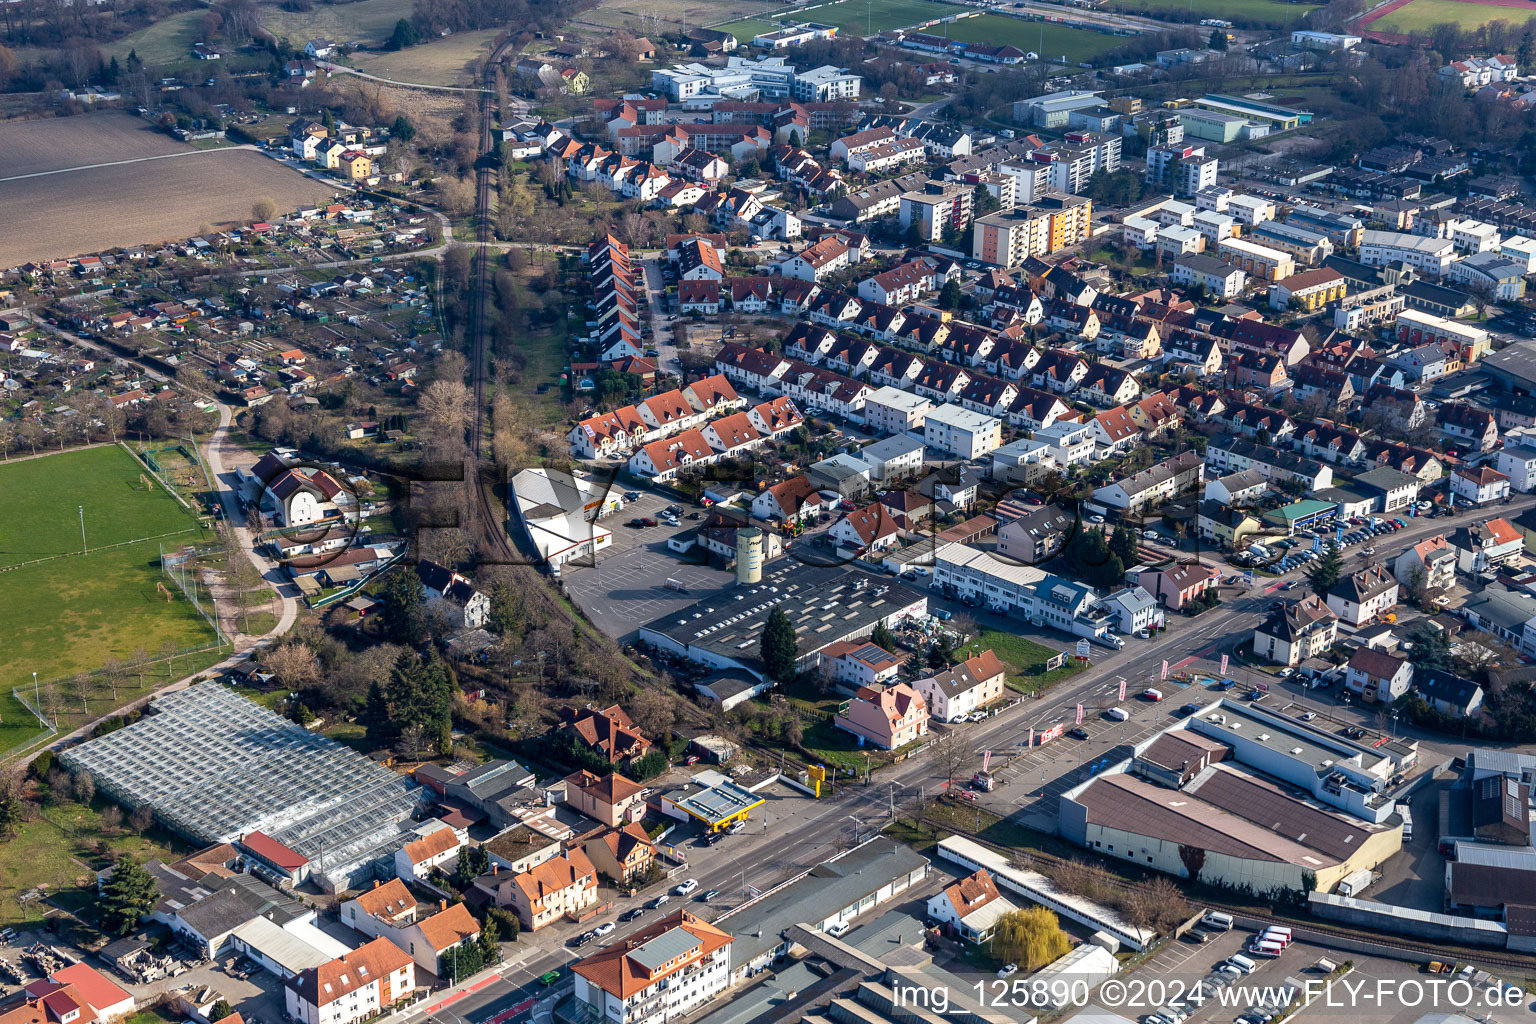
left=107, top=10, right=204, bottom=64
left=348, top=28, right=501, bottom=86
left=960, top=627, right=1086, bottom=694
left=933, top=15, right=1125, bottom=63
left=1369, top=0, right=1536, bottom=33
left=716, top=0, right=953, bottom=39
left=0, top=447, right=221, bottom=743
left=0, top=797, right=184, bottom=927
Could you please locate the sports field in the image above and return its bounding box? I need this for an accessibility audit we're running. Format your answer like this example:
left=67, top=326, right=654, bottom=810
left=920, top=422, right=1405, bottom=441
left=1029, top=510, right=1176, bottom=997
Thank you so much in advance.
left=0, top=446, right=221, bottom=751
left=938, top=15, right=1125, bottom=62
left=1107, top=0, right=1317, bottom=22
left=1366, top=0, right=1536, bottom=33
left=716, top=0, right=954, bottom=40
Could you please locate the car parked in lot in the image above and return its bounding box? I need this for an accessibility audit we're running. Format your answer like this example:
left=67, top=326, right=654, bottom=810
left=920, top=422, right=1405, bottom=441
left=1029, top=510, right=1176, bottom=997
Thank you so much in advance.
left=1070, top=727, right=1090, bottom=739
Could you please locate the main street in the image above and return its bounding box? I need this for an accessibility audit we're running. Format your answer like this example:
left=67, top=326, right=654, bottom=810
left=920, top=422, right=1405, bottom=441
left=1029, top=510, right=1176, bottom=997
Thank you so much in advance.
left=395, top=492, right=1536, bottom=1024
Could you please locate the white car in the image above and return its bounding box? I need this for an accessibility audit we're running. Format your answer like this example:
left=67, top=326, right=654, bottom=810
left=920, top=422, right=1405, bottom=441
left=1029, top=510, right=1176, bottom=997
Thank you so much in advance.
left=593, top=922, right=615, bottom=937
left=674, top=879, right=699, bottom=896
left=998, top=963, right=1019, bottom=978
left=826, top=920, right=850, bottom=937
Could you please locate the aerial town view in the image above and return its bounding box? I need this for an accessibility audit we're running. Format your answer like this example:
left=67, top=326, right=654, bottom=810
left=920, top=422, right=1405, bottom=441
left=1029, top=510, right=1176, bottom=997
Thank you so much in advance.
left=7, top=2, right=1536, bottom=1024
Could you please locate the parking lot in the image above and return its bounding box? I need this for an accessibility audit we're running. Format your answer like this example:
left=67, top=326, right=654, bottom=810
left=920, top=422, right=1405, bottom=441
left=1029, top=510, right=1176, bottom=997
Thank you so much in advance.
left=560, top=489, right=734, bottom=641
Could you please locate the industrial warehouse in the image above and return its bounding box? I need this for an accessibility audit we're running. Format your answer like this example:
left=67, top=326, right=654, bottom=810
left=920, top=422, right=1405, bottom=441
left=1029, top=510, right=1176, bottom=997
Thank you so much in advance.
left=1058, top=700, right=1404, bottom=895
left=59, top=682, right=428, bottom=892
left=637, top=562, right=928, bottom=680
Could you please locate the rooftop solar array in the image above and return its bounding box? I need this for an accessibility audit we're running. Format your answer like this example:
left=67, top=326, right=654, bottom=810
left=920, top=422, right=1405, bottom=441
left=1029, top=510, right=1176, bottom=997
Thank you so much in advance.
left=60, top=682, right=423, bottom=882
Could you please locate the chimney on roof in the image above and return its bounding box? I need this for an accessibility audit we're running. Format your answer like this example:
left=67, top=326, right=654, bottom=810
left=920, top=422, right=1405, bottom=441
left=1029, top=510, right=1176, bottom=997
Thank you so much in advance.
left=372, top=880, right=379, bottom=889
left=440, top=899, right=447, bottom=912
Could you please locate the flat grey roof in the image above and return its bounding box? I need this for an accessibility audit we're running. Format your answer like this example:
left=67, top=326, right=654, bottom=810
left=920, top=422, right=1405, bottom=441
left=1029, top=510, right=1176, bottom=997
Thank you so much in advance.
left=1190, top=700, right=1390, bottom=777
left=629, top=927, right=703, bottom=972
left=715, top=838, right=929, bottom=967
left=639, top=563, right=926, bottom=677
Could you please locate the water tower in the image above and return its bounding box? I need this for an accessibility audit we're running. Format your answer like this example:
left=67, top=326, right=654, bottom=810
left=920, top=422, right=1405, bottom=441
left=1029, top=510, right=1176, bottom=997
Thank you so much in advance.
left=735, top=527, right=764, bottom=585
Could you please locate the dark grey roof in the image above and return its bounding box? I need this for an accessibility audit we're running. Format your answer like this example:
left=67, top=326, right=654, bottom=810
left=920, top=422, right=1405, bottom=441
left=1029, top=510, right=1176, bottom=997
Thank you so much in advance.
left=713, top=838, right=928, bottom=967
left=1414, top=668, right=1481, bottom=709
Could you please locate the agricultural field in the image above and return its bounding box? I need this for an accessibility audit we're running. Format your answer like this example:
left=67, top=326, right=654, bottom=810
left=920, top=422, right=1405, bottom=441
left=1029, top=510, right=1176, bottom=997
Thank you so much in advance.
left=1366, top=0, right=1536, bottom=33
left=0, top=446, right=222, bottom=734
left=260, top=0, right=416, bottom=47
left=348, top=28, right=501, bottom=86
left=0, top=137, right=337, bottom=268
left=939, top=15, right=1125, bottom=63
left=0, top=113, right=188, bottom=179
left=716, top=0, right=955, bottom=40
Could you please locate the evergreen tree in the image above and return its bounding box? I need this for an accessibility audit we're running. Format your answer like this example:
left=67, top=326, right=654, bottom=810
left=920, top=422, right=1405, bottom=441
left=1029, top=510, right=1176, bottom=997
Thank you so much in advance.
left=486, top=905, right=519, bottom=942
left=1109, top=525, right=1140, bottom=567
left=107, top=56, right=120, bottom=84
left=100, top=855, right=158, bottom=935
left=761, top=607, right=799, bottom=684
left=452, top=845, right=490, bottom=889
left=870, top=621, right=896, bottom=652
left=1305, top=545, right=1345, bottom=600
left=478, top=915, right=502, bottom=964
left=488, top=581, right=524, bottom=637
left=388, top=18, right=419, bottom=50
left=210, top=1000, right=236, bottom=1023
left=939, top=278, right=962, bottom=309
left=439, top=938, right=483, bottom=982
left=362, top=680, right=393, bottom=748
left=391, top=114, right=416, bottom=142
left=380, top=567, right=428, bottom=645
left=1209, top=28, right=1229, bottom=50
left=0, top=785, right=22, bottom=840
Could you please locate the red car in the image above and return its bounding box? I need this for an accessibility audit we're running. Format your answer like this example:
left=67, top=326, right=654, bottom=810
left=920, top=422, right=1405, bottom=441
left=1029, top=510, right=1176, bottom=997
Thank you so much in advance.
left=639, top=517, right=658, bottom=527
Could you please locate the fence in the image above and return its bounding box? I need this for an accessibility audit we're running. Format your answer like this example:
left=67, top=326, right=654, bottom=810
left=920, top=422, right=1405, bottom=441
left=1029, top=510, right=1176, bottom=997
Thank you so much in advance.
left=160, top=543, right=228, bottom=645
left=2, top=688, right=60, bottom=763
left=121, top=441, right=196, bottom=513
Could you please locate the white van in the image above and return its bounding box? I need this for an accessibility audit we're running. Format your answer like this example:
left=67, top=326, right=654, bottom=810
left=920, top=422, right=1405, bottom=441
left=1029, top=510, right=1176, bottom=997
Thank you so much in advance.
left=1201, top=911, right=1234, bottom=932
left=1247, top=941, right=1285, bottom=959
left=1226, top=954, right=1258, bottom=974
left=1262, top=926, right=1292, bottom=944
left=1106, top=706, right=1129, bottom=722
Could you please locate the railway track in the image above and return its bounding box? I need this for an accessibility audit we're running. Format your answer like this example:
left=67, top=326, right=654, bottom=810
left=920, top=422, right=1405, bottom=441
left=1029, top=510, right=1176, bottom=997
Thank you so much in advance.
left=927, top=816, right=1536, bottom=974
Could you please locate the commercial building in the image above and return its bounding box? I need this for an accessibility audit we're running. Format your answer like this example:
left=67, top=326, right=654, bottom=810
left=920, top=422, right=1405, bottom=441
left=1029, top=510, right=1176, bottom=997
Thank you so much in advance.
left=651, top=57, right=859, bottom=103
left=60, top=683, right=425, bottom=894
left=1060, top=703, right=1403, bottom=895
left=923, top=403, right=1001, bottom=459
left=1178, top=109, right=1250, bottom=144
left=656, top=770, right=765, bottom=833
left=509, top=467, right=617, bottom=572
left=638, top=563, right=927, bottom=680
left=1014, top=90, right=1104, bottom=129
left=714, top=837, right=929, bottom=978
left=1192, top=94, right=1308, bottom=130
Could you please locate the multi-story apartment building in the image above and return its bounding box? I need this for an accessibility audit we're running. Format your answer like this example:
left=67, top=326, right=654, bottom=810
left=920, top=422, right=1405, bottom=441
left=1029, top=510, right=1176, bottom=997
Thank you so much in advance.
left=970, top=193, right=1091, bottom=266
left=573, top=912, right=734, bottom=1024
left=923, top=403, right=1001, bottom=459
left=899, top=181, right=973, bottom=243
left=285, top=939, right=415, bottom=1024
left=1360, top=230, right=1455, bottom=277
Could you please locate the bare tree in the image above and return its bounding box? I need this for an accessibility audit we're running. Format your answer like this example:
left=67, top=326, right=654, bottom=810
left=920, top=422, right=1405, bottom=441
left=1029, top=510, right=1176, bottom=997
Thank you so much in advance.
left=129, top=805, right=154, bottom=836
left=99, top=804, right=125, bottom=833
left=102, top=658, right=125, bottom=702
left=131, top=647, right=150, bottom=688
left=265, top=640, right=321, bottom=689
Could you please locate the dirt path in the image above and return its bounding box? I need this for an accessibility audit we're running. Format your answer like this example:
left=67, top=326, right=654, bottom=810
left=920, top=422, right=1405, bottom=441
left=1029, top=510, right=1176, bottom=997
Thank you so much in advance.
left=0, top=145, right=261, bottom=184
